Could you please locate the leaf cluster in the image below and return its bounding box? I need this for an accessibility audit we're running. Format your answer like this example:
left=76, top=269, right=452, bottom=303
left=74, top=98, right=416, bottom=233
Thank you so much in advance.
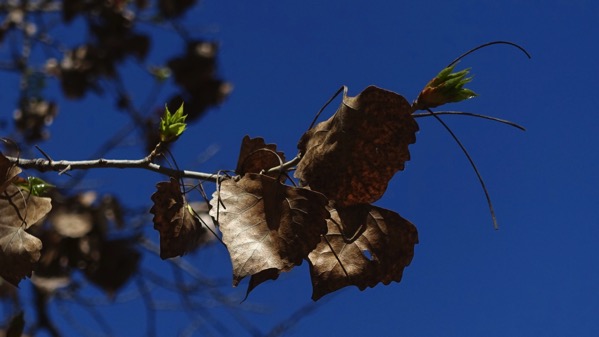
left=151, top=86, right=424, bottom=300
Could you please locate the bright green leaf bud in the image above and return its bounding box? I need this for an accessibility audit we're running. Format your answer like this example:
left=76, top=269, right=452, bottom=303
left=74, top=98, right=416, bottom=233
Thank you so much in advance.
left=16, top=176, right=54, bottom=196
left=413, top=63, right=478, bottom=110
left=159, top=103, right=187, bottom=143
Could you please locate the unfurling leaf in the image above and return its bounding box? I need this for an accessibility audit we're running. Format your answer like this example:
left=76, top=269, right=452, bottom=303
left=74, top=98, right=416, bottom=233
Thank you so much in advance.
left=413, top=63, right=478, bottom=110
left=15, top=176, right=54, bottom=196
left=235, top=136, right=286, bottom=180
left=296, top=86, right=418, bottom=207
left=308, top=204, right=418, bottom=301
left=150, top=177, right=207, bottom=259
left=0, top=153, right=51, bottom=286
left=209, top=174, right=329, bottom=294
left=159, top=102, right=187, bottom=142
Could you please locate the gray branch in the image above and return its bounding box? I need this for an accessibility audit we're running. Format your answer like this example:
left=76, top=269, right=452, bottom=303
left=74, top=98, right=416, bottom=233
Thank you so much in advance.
left=6, top=156, right=221, bottom=182
left=5, top=155, right=303, bottom=182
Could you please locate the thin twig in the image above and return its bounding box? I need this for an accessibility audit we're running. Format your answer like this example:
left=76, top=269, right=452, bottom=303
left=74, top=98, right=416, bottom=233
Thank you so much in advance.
left=7, top=154, right=303, bottom=183
left=307, top=86, right=346, bottom=130
left=425, top=108, right=499, bottom=229
left=413, top=111, right=526, bottom=131
left=6, top=156, right=219, bottom=181
left=447, top=41, right=531, bottom=67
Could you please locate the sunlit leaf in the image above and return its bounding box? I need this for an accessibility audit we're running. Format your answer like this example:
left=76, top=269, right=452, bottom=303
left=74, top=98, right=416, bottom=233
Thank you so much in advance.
left=235, top=136, right=286, bottom=181
left=14, top=176, right=54, bottom=197
left=295, top=86, right=418, bottom=207
left=209, top=173, right=329, bottom=294
left=0, top=154, right=51, bottom=286
left=159, top=102, right=187, bottom=142
left=0, top=183, right=51, bottom=286
left=308, top=204, right=418, bottom=300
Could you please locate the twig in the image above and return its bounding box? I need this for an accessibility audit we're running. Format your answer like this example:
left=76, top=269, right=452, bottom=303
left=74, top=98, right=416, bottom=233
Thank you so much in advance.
left=7, top=156, right=219, bottom=181
left=447, top=41, right=531, bottom=67
left=6, top=154, right=303, bottom=183
left=425, top=108, right=499, bottom=229
left=413, top=111, right=526, bottom=131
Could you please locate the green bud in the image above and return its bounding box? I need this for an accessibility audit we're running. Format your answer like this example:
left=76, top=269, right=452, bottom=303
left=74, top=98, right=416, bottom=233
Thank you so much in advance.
left=159, top=103, right=187, bottom=143
left=16, top=176, right=54, bottom=196
left=413, top=63, right=478, bottom=110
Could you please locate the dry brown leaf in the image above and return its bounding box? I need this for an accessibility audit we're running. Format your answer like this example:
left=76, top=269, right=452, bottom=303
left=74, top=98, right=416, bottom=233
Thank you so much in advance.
left=295, top=86, right=418, bottom=207
left=209, top=173, right=328, bottom=293
left=0, top=184, right=52, bottom=286
left=235, top=136, right=286, bottom=180
left=0, top=154, right=21, bottom=193
left=308, top=203, right=418, bottom=301
left=150, top=177, right=207, bottom=259
left=83, top=239, right=140, bottom=295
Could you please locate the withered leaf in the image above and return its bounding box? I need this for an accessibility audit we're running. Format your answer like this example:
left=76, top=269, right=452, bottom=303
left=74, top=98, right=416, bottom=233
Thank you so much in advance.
left=84, top=239, right=140, bottom=295
left=150, top=177, right=207, bottom=259
left=209, top=173, right=328, bottom=293
left=235, top=136, right=286, bottom=180
left=0, top=184, right=52, bottom=286
left=295, top=86, right=419, bottom=206
left=0, top=154, right=21, bottom=193
left=308, top=204, right=418, bottom=301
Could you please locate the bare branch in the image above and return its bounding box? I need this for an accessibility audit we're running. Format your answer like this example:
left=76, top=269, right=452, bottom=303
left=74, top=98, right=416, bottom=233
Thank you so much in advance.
left=6, top=156, right=220, bottom=181
left=6, top=154, right=303, bottom=183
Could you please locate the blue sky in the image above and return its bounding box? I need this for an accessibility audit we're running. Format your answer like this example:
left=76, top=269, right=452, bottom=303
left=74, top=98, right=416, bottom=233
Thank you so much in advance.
left=10, top=0, right=599, bottom=336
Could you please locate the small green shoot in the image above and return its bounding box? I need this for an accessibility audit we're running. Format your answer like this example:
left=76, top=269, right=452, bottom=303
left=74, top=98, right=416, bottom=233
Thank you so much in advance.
left=413, top=63, right=478, bottom=110
left=16, top=176, right=54, bottom=196
left=159, top=103, right=187, bottom=143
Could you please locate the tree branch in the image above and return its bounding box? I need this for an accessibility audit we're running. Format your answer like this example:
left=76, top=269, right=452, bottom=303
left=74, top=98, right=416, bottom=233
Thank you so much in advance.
left=5, top=155, right=303, bottom=182
left=6, top=156, right=219, bottom=181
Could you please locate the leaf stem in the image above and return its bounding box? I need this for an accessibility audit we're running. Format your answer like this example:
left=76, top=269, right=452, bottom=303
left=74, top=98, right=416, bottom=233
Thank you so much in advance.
left=307, top=86, right=346, bottom=130
left=425, top=108, right=499, bottom=229
left=413, top=111, right=526, bottom=131
left=5, top=155, right=304, bottom=183
left=6, top=156, right=220, bottom=181
left=447, top=41, right=531, bottom=68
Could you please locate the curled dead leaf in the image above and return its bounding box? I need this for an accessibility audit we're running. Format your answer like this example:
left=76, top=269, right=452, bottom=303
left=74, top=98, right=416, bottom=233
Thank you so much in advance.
left=0, top=184, right=51, bottom=286
left=295, top=86, right=418, bottom=207
left=150, top=177, right=208, bottom=259
left=308, top=203, right=418, bottom=301
left=236, top=136, right=286, bottom=180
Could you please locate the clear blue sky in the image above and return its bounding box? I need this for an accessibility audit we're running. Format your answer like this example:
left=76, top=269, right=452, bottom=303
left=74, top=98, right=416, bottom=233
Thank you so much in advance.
left=19, top=0, right=599, bottom=336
